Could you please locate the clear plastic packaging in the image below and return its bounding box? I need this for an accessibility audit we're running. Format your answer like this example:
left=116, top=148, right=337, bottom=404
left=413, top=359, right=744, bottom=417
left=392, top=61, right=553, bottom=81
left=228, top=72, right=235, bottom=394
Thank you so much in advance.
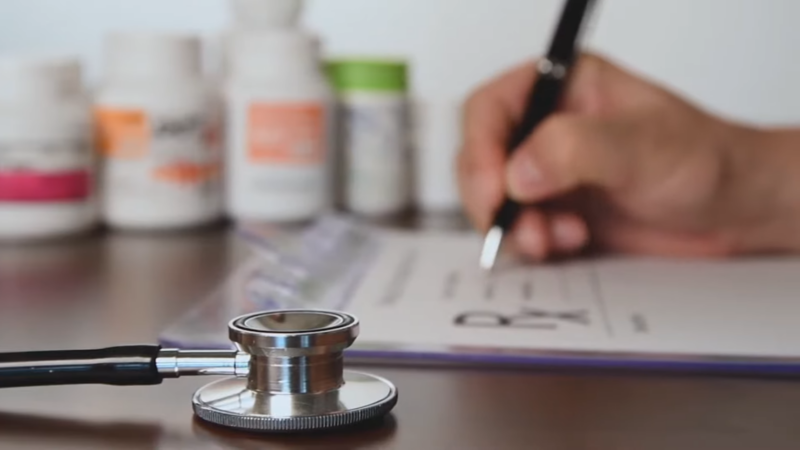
left=159, top=214, right=378, bottom=349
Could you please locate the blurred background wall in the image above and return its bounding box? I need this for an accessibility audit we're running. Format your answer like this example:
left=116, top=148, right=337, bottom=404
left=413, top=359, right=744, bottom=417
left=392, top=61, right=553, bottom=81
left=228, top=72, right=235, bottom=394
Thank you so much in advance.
left=1, top=0, right=799, bottom=126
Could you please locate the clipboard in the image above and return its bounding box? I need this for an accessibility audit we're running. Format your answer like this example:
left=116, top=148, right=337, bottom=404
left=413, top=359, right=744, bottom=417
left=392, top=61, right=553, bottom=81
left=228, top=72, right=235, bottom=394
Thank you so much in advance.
left=159, top=214, right=800, bottom=377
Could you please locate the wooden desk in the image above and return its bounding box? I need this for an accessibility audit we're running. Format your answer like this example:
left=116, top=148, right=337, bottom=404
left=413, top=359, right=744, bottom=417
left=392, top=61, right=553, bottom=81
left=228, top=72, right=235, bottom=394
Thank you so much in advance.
left=1, top=224, right=799, bottom=450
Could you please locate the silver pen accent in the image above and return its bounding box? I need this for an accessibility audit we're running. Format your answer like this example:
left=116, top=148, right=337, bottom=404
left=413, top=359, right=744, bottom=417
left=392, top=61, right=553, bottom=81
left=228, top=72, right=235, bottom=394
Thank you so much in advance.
left=480, top=226, right=504, bottom=270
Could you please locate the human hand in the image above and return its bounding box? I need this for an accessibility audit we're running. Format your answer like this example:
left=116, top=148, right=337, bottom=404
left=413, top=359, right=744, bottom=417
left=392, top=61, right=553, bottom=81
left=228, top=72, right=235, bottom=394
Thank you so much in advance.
left=457, top=53, right=787, bottom=260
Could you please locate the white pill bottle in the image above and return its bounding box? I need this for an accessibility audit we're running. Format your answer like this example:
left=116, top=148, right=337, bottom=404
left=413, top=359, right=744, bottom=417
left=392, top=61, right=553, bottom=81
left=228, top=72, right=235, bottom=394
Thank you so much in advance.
left=225, top=30, right=333, bottom=223
left=413, top=98, right=462, bottom=213
left=325, top=59, right=412, bottom=217
left=0, top=57, right=97, bottom=242
left=94, top=32, right=224, bottom=231
left=229, top=0, right=305, bottom=30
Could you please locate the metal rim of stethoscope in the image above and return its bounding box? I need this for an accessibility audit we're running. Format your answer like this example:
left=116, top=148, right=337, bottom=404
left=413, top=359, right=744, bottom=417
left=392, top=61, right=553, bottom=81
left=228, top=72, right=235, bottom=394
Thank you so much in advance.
left=228, top=309, right=358, bottom=355
left=192, top=309, right=399, bottom=433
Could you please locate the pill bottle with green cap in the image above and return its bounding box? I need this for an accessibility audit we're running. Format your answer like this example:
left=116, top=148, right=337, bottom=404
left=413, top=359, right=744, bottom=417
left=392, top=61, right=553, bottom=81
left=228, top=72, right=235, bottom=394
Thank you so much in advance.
left=326, top=58, right=412, bottom=217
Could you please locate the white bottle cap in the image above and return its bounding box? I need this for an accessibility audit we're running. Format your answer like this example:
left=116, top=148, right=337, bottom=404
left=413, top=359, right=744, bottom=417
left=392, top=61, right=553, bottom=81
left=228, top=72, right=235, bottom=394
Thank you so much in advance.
left=103, top=32, right=202, bottom=83
left=413, top=98, right=463, bottom=212
left=230, top=0, right=304, bottom=29
left=0, top=56, right=83, bottom=103
left=229, top=29, right=319, bottom=81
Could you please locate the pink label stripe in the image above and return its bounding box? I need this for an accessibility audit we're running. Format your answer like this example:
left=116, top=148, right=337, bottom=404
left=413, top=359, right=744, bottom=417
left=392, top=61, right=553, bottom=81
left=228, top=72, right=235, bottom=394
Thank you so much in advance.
left=0, top=170, right=91, bottom=202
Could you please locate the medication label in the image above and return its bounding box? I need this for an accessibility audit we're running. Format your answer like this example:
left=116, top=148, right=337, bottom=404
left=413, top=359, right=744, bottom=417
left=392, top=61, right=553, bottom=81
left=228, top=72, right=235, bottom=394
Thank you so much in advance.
left=247, top=103, right=325, bottom=166
left=95, top=106, right=222, bottom=202
left=0, top=138, right=93, bottom=202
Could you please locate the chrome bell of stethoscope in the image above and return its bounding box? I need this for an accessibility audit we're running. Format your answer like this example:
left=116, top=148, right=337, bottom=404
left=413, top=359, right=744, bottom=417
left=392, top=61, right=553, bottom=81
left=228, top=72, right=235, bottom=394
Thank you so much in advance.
left=0, top=310, right=398, bottom=433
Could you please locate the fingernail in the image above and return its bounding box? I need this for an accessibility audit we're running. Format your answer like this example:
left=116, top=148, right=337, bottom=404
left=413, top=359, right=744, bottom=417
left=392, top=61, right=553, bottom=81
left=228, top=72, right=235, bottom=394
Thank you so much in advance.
left=553, top=219, right=585, bottom=250
left=508, top=154, right=545, bottom=197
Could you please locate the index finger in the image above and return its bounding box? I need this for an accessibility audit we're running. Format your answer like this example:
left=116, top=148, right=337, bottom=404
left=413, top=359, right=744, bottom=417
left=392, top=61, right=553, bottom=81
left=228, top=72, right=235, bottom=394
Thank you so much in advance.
left=457, top=61, right=539, bottom=231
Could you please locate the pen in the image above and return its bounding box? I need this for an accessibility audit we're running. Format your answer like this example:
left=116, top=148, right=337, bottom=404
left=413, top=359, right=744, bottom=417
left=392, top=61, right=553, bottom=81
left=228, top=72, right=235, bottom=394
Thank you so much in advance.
left=479, top=0, right=599, bottom=270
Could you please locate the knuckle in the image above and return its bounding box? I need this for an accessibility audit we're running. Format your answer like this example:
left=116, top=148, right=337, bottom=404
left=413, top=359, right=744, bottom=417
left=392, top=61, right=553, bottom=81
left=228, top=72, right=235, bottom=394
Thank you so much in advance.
left=578, top=52, right=606, bottom=71
left=465, top=64, right=522, bottom=113
left=577, top=51, right=613, bottom=80
left=455, top=151, right=482, bottom=199
left=566, top=52, right=613, bottom=114
left=464, top=84, right=492, bottom=114
left=455, top=150, right=473, bottom=189
left=530, top=116, right=585, bottom=170
left=456, top=146, right=477, bottom=177
left=455, top=148, right=503, bottom=231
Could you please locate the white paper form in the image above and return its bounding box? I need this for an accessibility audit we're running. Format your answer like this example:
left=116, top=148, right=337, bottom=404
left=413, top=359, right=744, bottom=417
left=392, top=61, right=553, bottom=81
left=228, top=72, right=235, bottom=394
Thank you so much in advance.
left=343, top=230, right=800, bottom=363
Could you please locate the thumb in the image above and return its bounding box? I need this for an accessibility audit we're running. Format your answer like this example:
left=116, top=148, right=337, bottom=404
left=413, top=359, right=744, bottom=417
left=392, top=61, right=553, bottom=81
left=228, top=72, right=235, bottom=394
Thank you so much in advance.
left=506, top=115, right=636, bottom=202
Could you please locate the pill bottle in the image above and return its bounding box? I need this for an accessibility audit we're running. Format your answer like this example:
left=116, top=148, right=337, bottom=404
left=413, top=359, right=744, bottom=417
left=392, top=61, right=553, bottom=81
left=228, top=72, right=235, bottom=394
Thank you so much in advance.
left=225, top=29, right=333, bottom=224
left=94, top=32, right=224, bottom=231
left=412, top=98, right=462, bottom=213
left=230, top=0, right=305, bottom=30
left=0, top=56, right=97, bottom=242
left=326, top=58, right=412, bottom=218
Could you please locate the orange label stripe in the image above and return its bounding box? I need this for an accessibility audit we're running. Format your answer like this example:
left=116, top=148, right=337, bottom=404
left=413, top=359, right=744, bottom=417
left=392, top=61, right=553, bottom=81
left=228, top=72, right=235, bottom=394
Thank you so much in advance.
left=94, top=108, right=149, bottom=159
left=153, top=162, right=221, bottom=184
left=247, top=103, right=324, bottom=165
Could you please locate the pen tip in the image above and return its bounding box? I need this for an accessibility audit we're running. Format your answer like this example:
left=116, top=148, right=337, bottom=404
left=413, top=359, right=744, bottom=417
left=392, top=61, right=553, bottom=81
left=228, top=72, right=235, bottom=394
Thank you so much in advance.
left=480, top=226, right=504, bottom=271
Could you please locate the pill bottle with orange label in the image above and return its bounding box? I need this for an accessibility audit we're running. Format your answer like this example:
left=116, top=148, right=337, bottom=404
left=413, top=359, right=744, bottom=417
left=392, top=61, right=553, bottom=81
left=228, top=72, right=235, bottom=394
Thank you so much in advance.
left=94, top=32, right=224, bottom=231
left=0, top=56, right=97, bottom=242
left=225, top=29, right=334, bottom=223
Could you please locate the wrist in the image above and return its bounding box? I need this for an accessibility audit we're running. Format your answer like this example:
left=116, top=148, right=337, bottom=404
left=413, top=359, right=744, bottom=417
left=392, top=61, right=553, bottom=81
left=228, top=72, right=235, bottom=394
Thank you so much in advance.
left=719, top=123, right=800, bottom=254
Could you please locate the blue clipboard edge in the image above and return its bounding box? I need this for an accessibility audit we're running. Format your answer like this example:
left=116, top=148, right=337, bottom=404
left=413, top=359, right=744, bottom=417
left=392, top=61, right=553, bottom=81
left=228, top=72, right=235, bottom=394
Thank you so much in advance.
left=157, top=334, right=800, bottom=378
left=343, top=347, right=800, bottom=378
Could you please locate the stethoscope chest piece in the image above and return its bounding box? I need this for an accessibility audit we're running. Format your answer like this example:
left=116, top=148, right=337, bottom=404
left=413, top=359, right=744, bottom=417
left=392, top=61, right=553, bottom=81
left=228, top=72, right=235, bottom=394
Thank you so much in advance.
left=191, top=310, right=398, bottom=432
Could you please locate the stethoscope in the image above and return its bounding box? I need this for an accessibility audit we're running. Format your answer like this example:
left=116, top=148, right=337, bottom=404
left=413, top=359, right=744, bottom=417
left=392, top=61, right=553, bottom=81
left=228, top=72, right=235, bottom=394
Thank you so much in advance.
left=0, top=310, right=398, bottom=433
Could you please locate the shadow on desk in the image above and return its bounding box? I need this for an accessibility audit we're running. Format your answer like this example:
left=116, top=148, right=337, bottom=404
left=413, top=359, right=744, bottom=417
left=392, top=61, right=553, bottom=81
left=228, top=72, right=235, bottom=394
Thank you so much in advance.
left=0, top=412, right=166, bottom=449
left=0, top=410, right=397, bottom=449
